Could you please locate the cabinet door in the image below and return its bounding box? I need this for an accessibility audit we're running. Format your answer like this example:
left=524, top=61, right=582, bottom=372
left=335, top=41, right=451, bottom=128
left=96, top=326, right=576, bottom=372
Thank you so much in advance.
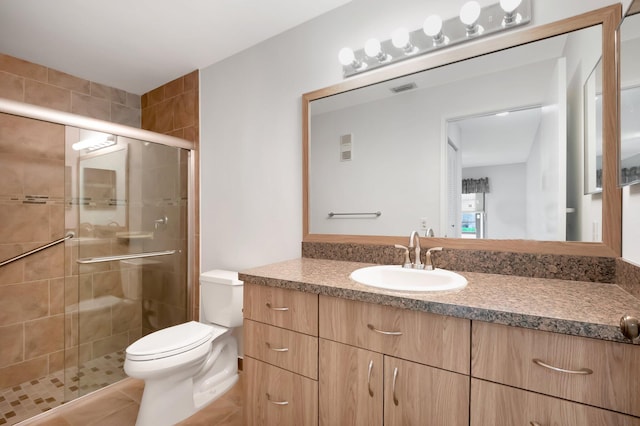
left=384, top=356, right=469, bottom=426
left=245, top=356, right=318, bottom=426
left=471, top=378, right=640, bottom=426
left=319, top=339, right=383, bottom=426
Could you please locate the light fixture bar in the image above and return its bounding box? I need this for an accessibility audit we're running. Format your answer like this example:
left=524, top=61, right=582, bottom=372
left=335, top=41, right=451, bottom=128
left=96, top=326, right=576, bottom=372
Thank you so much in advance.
left=341, top=0, right=531, bottom=78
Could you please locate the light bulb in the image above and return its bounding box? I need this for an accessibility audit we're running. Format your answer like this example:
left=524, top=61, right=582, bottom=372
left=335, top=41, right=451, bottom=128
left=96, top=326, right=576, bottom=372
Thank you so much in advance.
left=500, top=0, right=522, bottom=13
left=459, top=1, right=481, bottom=26
left=391, top=28, right=410, bottom=49
left=338, top=47, right=355, bottom=66
left=364, top=38, right=382, bottom=58
left=423, top=15, right=443, bottom=37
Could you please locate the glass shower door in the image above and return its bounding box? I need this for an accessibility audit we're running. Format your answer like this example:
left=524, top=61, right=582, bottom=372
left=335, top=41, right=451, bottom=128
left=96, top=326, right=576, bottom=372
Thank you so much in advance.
left=65, top=129, right=188, bottom=397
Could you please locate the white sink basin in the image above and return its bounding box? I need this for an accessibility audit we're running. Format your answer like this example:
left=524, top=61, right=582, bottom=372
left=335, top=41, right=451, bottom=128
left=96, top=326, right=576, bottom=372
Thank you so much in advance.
left=350, top=265, right=468, bottom=292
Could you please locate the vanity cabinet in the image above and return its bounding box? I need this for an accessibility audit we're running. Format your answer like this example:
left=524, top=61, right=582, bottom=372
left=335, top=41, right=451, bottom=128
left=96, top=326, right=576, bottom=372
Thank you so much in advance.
left=318, top=295, right=470, bottom=426
left=471, top=321, right=640, bottom=422
left=243, top=283, right=319, bottom=426
left=471, top=378, right=640, bottom=426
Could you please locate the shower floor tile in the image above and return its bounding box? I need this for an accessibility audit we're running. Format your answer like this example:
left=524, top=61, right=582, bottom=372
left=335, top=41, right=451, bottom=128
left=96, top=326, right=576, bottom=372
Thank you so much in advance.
left=1, top=351, right=126, bottom=425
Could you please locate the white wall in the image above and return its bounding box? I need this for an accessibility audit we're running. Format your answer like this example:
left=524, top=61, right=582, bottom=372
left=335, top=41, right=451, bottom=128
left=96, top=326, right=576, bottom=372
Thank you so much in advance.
left=199, top=0, right=631, bottom=273
left=463, top=163, right=527, bottom=239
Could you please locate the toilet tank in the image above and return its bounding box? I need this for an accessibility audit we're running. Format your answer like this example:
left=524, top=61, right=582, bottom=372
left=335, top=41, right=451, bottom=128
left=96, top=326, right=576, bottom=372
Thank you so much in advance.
left=200, top=270, right=243, bottom=327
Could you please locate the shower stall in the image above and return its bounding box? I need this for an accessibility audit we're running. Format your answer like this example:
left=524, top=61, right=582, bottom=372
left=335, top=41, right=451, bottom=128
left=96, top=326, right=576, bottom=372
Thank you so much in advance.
left=0, top=99, right=194, bottom=424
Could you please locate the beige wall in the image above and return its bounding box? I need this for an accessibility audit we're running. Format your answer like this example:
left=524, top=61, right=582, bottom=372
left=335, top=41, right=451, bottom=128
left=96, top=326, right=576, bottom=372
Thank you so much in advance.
left=0, top=53, right=141, bottom=127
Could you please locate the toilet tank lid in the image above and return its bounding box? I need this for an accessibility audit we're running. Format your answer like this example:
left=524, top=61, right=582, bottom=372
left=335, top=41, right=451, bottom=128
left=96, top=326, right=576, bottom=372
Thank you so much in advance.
left=200, top=269, right=243, bottom=286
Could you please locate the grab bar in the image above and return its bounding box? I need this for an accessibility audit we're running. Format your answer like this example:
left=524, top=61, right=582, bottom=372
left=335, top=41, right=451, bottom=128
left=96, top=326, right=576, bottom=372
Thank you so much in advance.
left=76, top=250, right=176, bottom=264
left=0, top=232, right=75, bottom=268
left=328, top=211, right=382, bottom=217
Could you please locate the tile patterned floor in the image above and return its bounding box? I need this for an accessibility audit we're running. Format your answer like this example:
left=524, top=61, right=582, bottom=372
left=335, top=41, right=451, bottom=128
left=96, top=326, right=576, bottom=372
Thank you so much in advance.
left=1, top=351, right=127, bottom=425
left=16, top=374, right=244, bottom=426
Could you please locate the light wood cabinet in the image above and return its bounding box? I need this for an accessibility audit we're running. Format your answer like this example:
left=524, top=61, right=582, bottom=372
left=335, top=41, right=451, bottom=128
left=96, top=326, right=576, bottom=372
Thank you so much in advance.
left=319, top=295, right=470, bottom=374
left=471, top=378, right=640, bottom=426
left=472, top=321, right=640, bottom=417
left=244, top=281, right=640, bottom=425
left=319, top=339, right=469, bottom=426
left=383, top=355, right=469, bottom=425
left=244, top=283, right=319, bottom=426
left=243, top=283, right=318, bottom=335
left=245, top=356, right=318, bottom=426
left=244, top=319, right=318, bottom=379
left=318, top=294, right=471, bottom=426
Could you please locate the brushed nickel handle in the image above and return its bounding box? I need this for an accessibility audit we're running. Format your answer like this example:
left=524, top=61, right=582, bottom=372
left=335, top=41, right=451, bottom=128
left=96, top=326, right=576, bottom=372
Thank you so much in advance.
left=532, top=358, right=593, bottom=375
left=367, top=360, right=374, bottom=397
left=266, top=393, right=289, bottom=406
left=266, top=302, right=289, bottom=311
left=367, top=323, right=403, bottom=336
left=392, top=367, right=399, bottom=406
left=266, top=342, right=289, bottom=352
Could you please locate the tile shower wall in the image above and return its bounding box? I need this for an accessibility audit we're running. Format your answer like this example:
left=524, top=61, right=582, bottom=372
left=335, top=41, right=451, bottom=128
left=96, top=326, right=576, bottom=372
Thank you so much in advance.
left=0, top=112, right=66, bottom=389
left=0, top=53, right=141, bottom=127
left=0, top=54, right=143, bottom=390
left=141, top=71, right=200, bottom=321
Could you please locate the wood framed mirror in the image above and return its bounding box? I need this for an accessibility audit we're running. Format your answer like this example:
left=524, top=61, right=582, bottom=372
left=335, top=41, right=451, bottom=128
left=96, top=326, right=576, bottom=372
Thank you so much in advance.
left=303, top=5, right=621, bottom=257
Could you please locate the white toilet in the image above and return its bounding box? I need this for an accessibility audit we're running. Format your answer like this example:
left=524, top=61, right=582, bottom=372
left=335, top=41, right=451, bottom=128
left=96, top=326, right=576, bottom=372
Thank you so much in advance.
left=124, top=270, right=243, bottom=426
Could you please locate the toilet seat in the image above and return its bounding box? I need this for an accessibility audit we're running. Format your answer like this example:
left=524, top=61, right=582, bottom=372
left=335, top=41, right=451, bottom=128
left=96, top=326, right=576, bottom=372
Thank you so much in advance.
left=126, top=321, right=227, bottom=361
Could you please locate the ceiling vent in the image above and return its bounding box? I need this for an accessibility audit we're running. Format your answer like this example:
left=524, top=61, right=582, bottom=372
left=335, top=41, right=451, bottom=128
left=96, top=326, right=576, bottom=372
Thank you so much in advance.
left=390, top=82, right=417, bottom=93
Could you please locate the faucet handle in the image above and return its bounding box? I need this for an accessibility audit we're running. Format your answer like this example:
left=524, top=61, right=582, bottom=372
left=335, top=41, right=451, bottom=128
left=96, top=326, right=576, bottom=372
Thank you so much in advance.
left=425, top=247, right=443, bottom=270
left=394, top=244, right=412, bottom=268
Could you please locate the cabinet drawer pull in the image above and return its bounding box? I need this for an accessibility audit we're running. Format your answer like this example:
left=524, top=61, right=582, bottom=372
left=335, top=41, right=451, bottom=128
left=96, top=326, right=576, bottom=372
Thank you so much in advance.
left=266, top=393, right=289, bottom=405
left=367, top=360, right=374, bottom=397
left=532, top=358, right=593, bottom=375
left=367, top=323, right=403, bottom=336
left=392, top=367, right=399, bottom=406
left=530, top=422, right=542, bottom=426
left=266, top=302, right=289, bottom=311
left=266, top=342, right=289, bottom=352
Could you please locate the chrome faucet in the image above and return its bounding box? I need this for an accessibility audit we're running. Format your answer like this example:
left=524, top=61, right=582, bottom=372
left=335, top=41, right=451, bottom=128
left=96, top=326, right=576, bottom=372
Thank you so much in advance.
left=409, top=231, right=423, bottom=269
left=425, top=247, right=443, bottom=271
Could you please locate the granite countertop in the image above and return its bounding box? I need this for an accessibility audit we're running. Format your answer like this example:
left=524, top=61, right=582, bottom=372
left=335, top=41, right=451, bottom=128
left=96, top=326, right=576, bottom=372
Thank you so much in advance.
left=239, top=257, right=640, bottom=345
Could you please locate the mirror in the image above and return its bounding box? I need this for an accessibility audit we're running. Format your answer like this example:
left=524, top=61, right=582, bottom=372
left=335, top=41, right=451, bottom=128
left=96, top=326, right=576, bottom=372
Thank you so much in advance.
left=620, top=2, right=640, bottom=186
left=303, top=6, right=621, bottom=256
left=584, top=58, right=603, bottom=194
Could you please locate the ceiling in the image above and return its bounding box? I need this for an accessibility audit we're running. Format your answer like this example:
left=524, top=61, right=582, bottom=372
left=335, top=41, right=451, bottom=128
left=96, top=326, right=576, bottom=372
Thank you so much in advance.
left=0, top=0, right=351, bottom=95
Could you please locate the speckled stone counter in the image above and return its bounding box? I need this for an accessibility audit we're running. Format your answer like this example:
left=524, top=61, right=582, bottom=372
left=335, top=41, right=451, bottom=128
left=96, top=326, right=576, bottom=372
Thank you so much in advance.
left=240, top=258, right=640, bottom=345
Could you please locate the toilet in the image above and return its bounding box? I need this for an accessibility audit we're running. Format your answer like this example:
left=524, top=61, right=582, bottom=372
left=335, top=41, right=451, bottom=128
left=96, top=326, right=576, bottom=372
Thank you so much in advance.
left=124, top=270, right=243, bottom=426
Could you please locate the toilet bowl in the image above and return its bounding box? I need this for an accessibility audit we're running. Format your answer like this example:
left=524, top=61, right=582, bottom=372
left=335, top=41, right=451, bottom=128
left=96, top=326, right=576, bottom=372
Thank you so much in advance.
left=124, top=270, right=243, bottom=426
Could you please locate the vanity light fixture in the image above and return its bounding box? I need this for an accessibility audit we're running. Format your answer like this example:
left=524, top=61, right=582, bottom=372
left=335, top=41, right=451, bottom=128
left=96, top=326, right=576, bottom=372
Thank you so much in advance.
left=423, top=15, right=449, bottom=46
left=338, top=47, right=366, bottom=71
left=72, top=135, right=116, bottom=152
left=391, top=28, right=418, bottom=55
left=364, top=38, right=391, bottom=63
left=460, top=1, right=483, bottom=37
left=338, top=0, right=531, bottom=78
left=500, top=0, right=523, bottom=26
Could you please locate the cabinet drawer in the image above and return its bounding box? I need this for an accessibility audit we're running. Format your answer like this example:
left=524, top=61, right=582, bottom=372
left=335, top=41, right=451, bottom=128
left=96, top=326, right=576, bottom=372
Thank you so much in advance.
left=244, top=283, right=318, bottom=335
left=244, top=319, right=318, bottom=380
left=245, top=356, right=318, bottom=426
left=319, top=295, right=470, bottom=374
left=471, top=379, right=640, bottom=426
left=471, top=321, right=640, bottom=417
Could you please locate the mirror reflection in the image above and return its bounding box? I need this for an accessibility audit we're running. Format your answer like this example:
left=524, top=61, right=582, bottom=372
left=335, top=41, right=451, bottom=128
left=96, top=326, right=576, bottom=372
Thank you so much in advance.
left=309, top=24, right=602, bottom=241
left=620, top=10, right=640, bottom=186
